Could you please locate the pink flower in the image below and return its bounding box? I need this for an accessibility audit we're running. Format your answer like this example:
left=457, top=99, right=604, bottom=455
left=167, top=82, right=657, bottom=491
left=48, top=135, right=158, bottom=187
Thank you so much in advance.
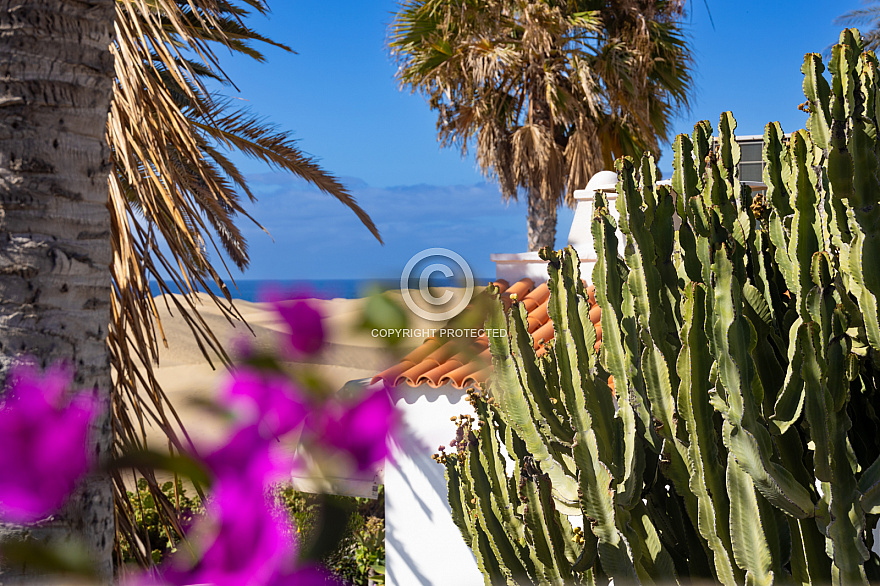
left=143, top=426, right=337, bottom=586
left=221, top=369, right=308, bottom=436
left=204, top=425, right=291, bottom=491
left=317, top=387, right=395, bottom=471
left=143, top=427, right=291, bottom=585
left=272, top=298, right=325, bottom=356
left=163, top=487, right=295, bottom=586
left=0, top=363, right=100, bottom=523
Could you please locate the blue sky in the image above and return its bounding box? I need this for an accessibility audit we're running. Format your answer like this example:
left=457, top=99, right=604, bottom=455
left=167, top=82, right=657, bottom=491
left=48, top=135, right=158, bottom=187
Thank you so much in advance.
left=205, top=0, right=860, bottom=281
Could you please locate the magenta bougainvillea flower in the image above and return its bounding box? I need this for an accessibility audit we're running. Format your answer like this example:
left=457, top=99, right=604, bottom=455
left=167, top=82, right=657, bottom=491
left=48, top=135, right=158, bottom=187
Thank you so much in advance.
left=145, top=425, right=338, bottom=586
left=130, top=294, right=395, bottom=584
left=203, top=425, right=290, bottom=490
left=163, top=487, right=295, bottom=586
left=220, top=369, right=308, bottom=436
left=317, top=387, right=395, bottom=471
left=272, top=298, right=325, bottom=355
left=152, top=426, right=291, bottom=585
left=142, top=491, right=336, bottom=586
left=258, top=286, right=325, bottom=356
left=0, top=363, right=100, bottom=523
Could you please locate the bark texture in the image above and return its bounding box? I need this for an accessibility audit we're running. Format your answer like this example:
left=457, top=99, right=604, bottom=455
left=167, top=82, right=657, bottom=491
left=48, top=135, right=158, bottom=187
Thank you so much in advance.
left=0, top=0, right=115, bottom=581
left=526, top=189, right=557, bottom=251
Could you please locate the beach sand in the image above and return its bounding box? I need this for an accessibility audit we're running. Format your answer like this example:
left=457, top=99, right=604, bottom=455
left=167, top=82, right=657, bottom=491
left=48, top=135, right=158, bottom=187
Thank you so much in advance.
left=131, top=291, right=430, bottom=456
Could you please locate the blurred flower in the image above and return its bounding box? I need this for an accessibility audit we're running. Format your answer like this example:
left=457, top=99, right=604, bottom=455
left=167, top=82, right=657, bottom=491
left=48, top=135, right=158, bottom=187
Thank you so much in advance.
left=144, top=427, right=291, bottom=585
left=0, top=363, right=100, bottom=523
left=126, top=288, right=396, bottom=584
left=140, top=426, right=337, bottom=586
left=317, top=387, right=395, bottom=471
left=204, top=425, right=290, bottom=491
left=163, top=487, right=294, bottom=586
left=273, top=299, right=325, bottom=355
left=221, top=369, right=308, bottom=436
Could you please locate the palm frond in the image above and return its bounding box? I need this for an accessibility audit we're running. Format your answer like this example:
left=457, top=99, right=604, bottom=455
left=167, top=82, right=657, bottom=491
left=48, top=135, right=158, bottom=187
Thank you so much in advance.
left=391, top=0, right=693, bottom=209
left=836, top=1, right=880, bottom=51
left=109, top=0, right=381, bottom=565
left=836, top=3, right=880, bottom=27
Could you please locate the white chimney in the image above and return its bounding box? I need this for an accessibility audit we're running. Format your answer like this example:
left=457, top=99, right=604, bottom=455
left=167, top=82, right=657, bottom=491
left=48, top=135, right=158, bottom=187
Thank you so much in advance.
left=567, top=170, right=623, bottom=281
left=490, top=170, right=621, bottom=285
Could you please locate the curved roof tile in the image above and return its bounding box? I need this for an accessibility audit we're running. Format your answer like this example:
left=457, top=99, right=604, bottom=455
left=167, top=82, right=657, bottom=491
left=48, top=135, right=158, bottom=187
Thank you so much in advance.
left=398, top=359, right=441, bottom=385
left=505, top=278, right=535, bottom=299
left=523, top=282, right=550, bottom=304
left=370, top=277, right=603, bottom=390
left=444, top=359, right=485, bottom=383
left=418, top=360, right=464, bottom=387
left=402, top=339, right=442, bottom=363
left=531, top=321, right=555, bottom=348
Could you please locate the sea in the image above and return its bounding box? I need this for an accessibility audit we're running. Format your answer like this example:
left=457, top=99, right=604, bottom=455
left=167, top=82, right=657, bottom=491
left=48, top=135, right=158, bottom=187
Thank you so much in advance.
left=148, top=278, right=494, bottom=302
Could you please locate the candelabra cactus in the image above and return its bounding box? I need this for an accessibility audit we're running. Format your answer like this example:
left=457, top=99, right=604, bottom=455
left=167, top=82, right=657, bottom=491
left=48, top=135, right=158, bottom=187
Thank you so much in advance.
left=440, top=29, right=880, bottom=585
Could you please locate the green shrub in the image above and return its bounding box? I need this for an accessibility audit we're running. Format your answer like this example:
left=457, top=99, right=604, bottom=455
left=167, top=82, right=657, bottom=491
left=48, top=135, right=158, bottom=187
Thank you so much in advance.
left=119, top=479, right=385, bottom=585
left=118, top=478, right=202, bottom=565
left=279, top=486, right=385, bottom=585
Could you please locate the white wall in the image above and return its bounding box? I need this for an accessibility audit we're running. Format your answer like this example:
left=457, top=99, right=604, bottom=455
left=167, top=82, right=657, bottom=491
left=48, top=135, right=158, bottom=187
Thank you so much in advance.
left=386, top=385, right=483, bottom=586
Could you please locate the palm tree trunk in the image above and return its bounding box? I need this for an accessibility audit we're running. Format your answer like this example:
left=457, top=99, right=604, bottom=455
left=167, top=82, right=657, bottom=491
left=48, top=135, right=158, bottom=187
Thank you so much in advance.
left=527, top=188, right=557, bottom=251
left=0, top=0, right=116, bottom=581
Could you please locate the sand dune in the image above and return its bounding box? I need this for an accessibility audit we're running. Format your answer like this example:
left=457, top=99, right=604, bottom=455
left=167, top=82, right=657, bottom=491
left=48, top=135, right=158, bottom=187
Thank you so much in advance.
left=131, top=292, right=416, bottom=451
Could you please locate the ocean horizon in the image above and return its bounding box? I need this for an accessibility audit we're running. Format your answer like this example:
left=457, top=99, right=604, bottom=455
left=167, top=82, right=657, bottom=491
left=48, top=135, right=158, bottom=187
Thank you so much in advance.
left=148, top=278, right=494, bottom=302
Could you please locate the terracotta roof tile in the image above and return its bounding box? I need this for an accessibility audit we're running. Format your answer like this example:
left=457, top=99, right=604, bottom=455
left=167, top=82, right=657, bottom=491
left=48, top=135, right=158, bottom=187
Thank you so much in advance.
left=444, top=361, right=486, bottom=388
left=529, top=299, right=550, bottom=331
left=500, top=278, right=535, bottom=311
left=402, top=338, right=443, bottom=363
left=531, top=320, right=555, bottom=348
left=589, top=304, right=601, bottom=326
left=493, top=279, right=510, bottom=294
left=373, top=360, right=415, bottom=387
left=586, top=284, right=597, bottom=305
left=370, top=277, right=604, bottom=390
left=399, top=359, right=441, bottom=384
left=526, top=315, right=543, bottom=334
left=448, top=348, right=476, bottom=364
left=505, top=278, right=534, bottom=299
left=418, top=360, right=465, bottom=387
left=523, top=282, right=550, bottom=305
left=424, top=341, right=460, bottom=364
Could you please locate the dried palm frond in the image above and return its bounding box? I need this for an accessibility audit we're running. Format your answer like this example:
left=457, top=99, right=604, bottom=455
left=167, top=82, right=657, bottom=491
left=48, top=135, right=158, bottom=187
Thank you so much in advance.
left=391, top=0, right=692, bottom=248
left=108, top=0, right=381, bottom=566
left=511, top=123, right=564, bottom=203
left=563, top=124, right=599, bottom=203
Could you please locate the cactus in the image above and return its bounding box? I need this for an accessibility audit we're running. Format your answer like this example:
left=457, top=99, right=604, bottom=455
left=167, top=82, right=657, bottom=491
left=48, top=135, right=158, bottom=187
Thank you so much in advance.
left=438, top=29, right=880, bottom=585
